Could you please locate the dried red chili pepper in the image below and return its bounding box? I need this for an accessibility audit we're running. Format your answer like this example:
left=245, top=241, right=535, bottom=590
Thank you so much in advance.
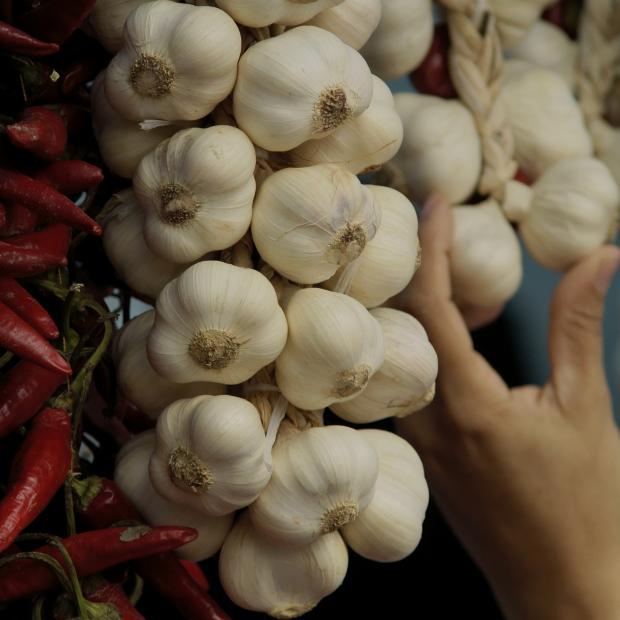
left=3, top=203, right=38, bottom=236
left=36, top=161, right=104, bottom=196
left=0, top=241, right=66, bottom=277
left=180, top=560, right=210, bottom=592
left=0, top=277, right=58, bottom=339
left=0, top=408, right=71, bottom=553
left=0, top=204, right=6, bottom=231
left=6, top=224, right=72, bottom=263
left=6, top=107, right=68, bottom=161
left=62, top=58, right=101, bottom=96
left=0, top=301, right=70, bottom=374
left=83, top=576, right=145, bottom=620
left=0, top=21, right=58, bottom=56
left=0, top=525, right=198, bottom=601
left=0, top=169, right=101, bottom=235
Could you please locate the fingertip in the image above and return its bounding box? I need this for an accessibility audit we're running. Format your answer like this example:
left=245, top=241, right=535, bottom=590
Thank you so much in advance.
left=593, top=245, right=620, bottom=294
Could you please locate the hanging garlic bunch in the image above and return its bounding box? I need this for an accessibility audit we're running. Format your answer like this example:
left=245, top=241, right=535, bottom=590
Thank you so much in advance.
left=148, top=261, right=288, bottom=385
left=233, top=26, right=373, bottom=151
left=115, top=431, right=233, bottom=561
left=219, top=513, right=348, bottom=618
left=105, top=1, right=241, bottom=121
left=488, top=0, right=556, bottom=48
left=249, top=425, right=379, bottom=546
left=285, top=75, right=403, bottom=175
left=251, top=164, right=380, bottom=285
left=341, top=430, right=429, bottom=562
left=276, top=288, right=384, bottom=410
left=149, top=395, right=270, bottom=516
left=332, top=309, right=437, bottom=423
left=215, top=0, right=343, bottom=27
left=306, top=0, right=382, bottom=51
left=360, top=0, right=433, bottom=80
left=133, top=126, right=256, bottom=263
left=324, top=185, right=419, bottom=308
left=392, top=92, right=482, bottom=205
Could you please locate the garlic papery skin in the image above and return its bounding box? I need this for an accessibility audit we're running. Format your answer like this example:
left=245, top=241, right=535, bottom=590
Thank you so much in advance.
left=149, top=395, right=270, bottom=516
left=488, top=0, right=556, bottom=48
left=499, top=61, right=592, bottom=179
left=249, top=425, right=379, bottom=546
left=324, top=185, right=418, bottom=308
left=148, top=261, right=288, bottom=385
left=450, top=199, right=523, bottom=308
left=133, top=126, right=256, bottom=263
left=103, top=190, right=188, bottom=299
left=393, top=92, right=481, bottom=205
left=341, top=429, right=428, bottom=562
left=331, top=309, right=437, bottom=423
left=115, top=431, right=233, bottom=561
left=219, top=513, right=348, bottom=618
left=114, top=310, right=225, bottom=420
left=251, top=165, right=380, bottom=284
left=215, top=0, right=343, bottom=27
left=275, top=288, right=384, bottom=410
left=360, top=0, right=433, bottom=80
left=233, top=26, right=373, bottom=152
left=306, top=0, right=382, bottom=50
left=285, top=75, right=403, bottom=175
left=105, top=1, right=241, bottom=121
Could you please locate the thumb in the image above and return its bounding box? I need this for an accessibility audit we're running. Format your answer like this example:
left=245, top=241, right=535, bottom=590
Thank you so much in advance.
left=548, top=245, right=620, bottom=405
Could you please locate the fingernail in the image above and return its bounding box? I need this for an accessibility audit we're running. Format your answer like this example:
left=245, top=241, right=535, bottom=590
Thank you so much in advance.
left=594, top=250, right=620, bottom=293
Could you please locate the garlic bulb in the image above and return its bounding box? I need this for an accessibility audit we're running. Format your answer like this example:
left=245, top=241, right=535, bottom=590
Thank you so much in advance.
left=149, top=395, right=270, bottom=516
left=249, top=425, right=379, bottom=546
left=341, top=430, right=429, bottom=562
left=285, top=75, right=403, bottom=175
left=220, top=513, right=348, bottom=618
left=360, top=0, right=433, bottom=80
left=393, top=92, right=482, bottom=205
left=251, top=165, right=380, bottom=284
left=215, top=0, right=343, bottom=27
left=488, top=0, right=556, bottom=48
left=306, top=0, right=382, bottom=50
left=507, top=21, right=577, bottom=90
left=591, top=120, right=620, bottom=192
left=133, top=126, right=256, bottom=263
left=115, top=431, right=233, bottom=561
left=148, top=261, right=288, bottom=385
left=276, top=288, right=384, bottom=410
left=331, top=309, right=437, bottom=423
left=114, top=310, right=225, bottom=420
left=102, top=190, right=188, bottom=299
left=233, top=26, right=373, bottom=152
left=450, top=199, right=523, bottom=308
left=324, top=185, right=418, bottom=308
left=105, top=1, right=241, bottom=121
left=499, top=61, right=592, bottom=179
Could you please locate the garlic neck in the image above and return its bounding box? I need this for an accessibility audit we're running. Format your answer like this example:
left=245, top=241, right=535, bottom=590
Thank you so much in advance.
left=168, top=446, right=214, bottom=492
left=270, top=603, right=317, bottom=619
left=320, top=501, right=360, bottom=534
left=189, top=329, right=240, bottom=370
left=334, top=365, right=370, bottom=398
left=313, top=85, right=352, bottom=134
left=502, top=179, right=533, bottom=223
left=129, top=53, right=175, bottom=98
left=159, top=183, right=199, bottom=225
left=326, top=223, right=367, bottom=265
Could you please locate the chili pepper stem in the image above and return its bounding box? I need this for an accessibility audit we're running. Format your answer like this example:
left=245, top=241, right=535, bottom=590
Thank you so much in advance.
left=64, top=477, right=77, bottom=537
left=0, top=350, right=12, bottom=369
left=128, top=573, right=144, bottom=606
left=0, top=551, right=72, bottom=594
left=32, top=595, right=45, bottom=620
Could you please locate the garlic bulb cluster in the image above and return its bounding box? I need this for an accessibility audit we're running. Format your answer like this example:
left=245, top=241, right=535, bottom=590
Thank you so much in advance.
left=489, top=0, right=556, bottom=48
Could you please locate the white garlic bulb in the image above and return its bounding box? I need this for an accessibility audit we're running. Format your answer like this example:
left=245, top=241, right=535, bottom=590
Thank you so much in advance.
left=251, top=164, right=380, bottom=285
left=341, top=429, right=429, bottom=562
left=148, top=261, right=288, bottom=385
left=499, top=61, right=592, bottom=179
left=233, top=26, right=373, bottom=152
left=133, top=126, right=256, bottom=263
left=115, top=431, right=233, bottom=561
left=489, top=0, right=556, bottom=48
left=591, top=120, right=620, bottom=192
left=220, top=513, right=348, bottom=618
left=306, top=0, right=382, bottom=50
left=215, top=0, right=343, bottom=27
left=249, top=425, right=379, bottom=546
left=393, top=92, right=482, bottom=205
left=324, top=185, right=419, bottom=308
left=105, top=1, right=241, bottom=121
left=285, top=75, right=403, bottom=175
left=276, top=288, right=384, bottom=410
left=331, top=309, right=437, bottom=423
left=149, top=395, right=270, bottom=516
left=114, top=310, right=225, bottom=420
left=450, top=199, right=523, bottom=308
left=360, top=0, right=433, bottom=80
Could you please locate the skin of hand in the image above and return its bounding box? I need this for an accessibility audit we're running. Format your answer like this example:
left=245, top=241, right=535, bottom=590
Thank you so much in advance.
left=394, top=196, right=620, bottom=620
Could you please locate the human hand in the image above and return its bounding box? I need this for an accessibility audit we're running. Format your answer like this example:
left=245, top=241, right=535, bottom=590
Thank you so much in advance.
left=395, top=196, right=620, bottom=620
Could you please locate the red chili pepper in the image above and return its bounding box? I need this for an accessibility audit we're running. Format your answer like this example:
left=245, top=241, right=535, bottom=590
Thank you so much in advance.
left=2, top=204, right=38, bottom=236
left=36, top=161, right=104, bottom=196
left=6, top=107, right=67, bottom=161
left=0, top=277, right=58, bottom=339
left=0, top=21, right=58, bottom=56
left=515, top=168, right=533, bottom=186
left=83, top=576, right=145, bottom=620
left=180, top=560, right=210, bottom=592
left=0, top=241, right=66, bottom=277
left=0, top=525, right=198, bottom=601
left=0, top=301, right=70, bottom=374
left=0, top=408, right=71, bottom=553
left=0, top=169, right=101, bottom=235
left=0, top=203, right=6, bottom=231
left=6, top=224, right=72, bottom=263
left=0, top=360, right=65, bottom=438
left=62, top=58, right=101, bottom=96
